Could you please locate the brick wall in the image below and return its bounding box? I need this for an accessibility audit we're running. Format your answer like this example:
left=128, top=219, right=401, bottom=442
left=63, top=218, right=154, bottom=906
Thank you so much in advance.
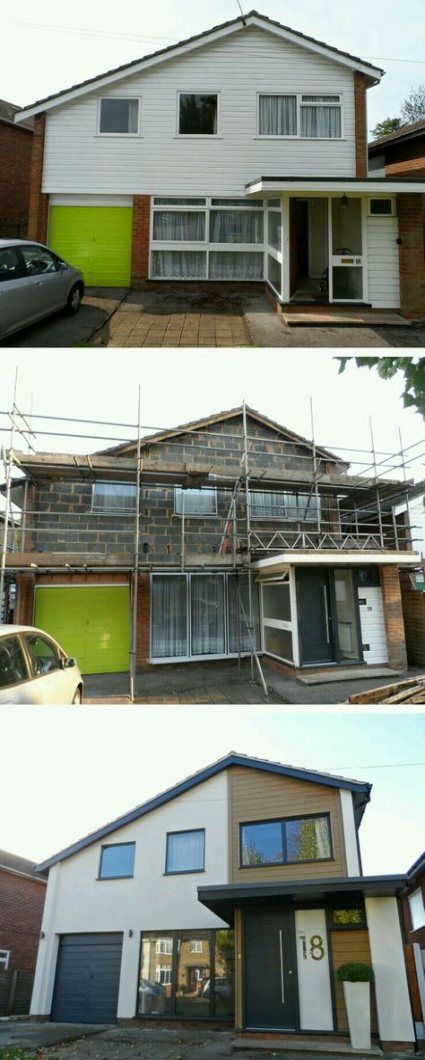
left=401, top=586, right=425, bottom=665
left=397, top=192, right=425, bottom=318
left=379, top=565, right=408, bottom=670
left=14, top=573, right=36, bottom=625
left=131, top=195, right=151, bottom=283
left=0, top=868, right=46, bottom=973
left=27, top=113, right=49, bottom=243
left=136, top=573, right=150, bottom=666
left=0, top=122, right=33, bottom=237
left=354, top=73, right=368, bottom=178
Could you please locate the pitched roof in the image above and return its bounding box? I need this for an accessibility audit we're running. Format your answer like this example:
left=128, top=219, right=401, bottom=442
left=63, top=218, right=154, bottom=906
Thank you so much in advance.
left=0, top=849, right=46, bottom=882
left=35, top=752, right=371, bottom=874
left=15, top=11, right=384, bottom=122
left=369, top=117, right=425, bottom=152
left=0, top=99, right=33, bottom=130
left=407, top=849, right=425, bottom=881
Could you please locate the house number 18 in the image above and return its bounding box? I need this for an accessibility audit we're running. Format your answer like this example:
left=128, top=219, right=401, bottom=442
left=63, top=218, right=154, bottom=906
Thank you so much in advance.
left=309, top=935, right=325, bottom=960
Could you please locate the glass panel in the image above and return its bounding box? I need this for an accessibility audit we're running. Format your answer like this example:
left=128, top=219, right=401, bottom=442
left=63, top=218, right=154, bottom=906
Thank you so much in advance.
left=214, top=930, right=235, bottom=1018
left=0, top=636, right=28, bottom=688
left=151, top=251, right=207, bottom=279
left=332, top=198, right=362, bottom=255
left=211, top=198, right=263, bottom=208
left=267, top=211, right=282, bottom=251
left=267, top=199, right=281, bottom=209
left=370, top=198, right=392, bottom=215
left=209, top=252, right=263, bottom=279
left=332, top=908, right=364, bottom=927
left=100, top=99, right=138, bottom=134
left=267, top=253, right=281, bottom=292
left=139, top=934, right=174, bottom=1015
left=409, top=889, right=425, bottom=931
left=175, top=931, right=211, bottom=1016
left=0, top=247, right=21, bottom=283
left=298, top=492, right=320, bottom=522
left=175, top=488, right=217, bottom=515
left=286, top=815, right=331, bottom=861
left=301, top=105, right=341, bottom=137
left=151, top=575, right=188, bottom=659
left=262, top=584, right=291, bottom=622
left=153, top=211, right=206, bottom=242
left=26, top=635, right=62, bottom=675
left=191, top=575, right=225, bottom=656
left=179, top=94, right=218, bottom=134
left=259, top=95, right=297, bottom=135
left=21, top=246, right=57, bottom=276
left=227, top=573, right=252, bottom=653
left=250, top=491, right=293, bottom=518
left=92, top=482, right=137, bottom=513
left=264, top=626, right=293, bottom=661
left=333, top=266, right=363, bottom=300
left=302, top=95, right=340, bottom=102
left=166, top=830, right=205, bottom=873
left=154, top=198, right=207, bottom=205
left=333, top=570, right=360, bottom=661
left=210, top=210, right=263, bottom=243
left=241, top=821, right=284, bottom=865
left=100, top=843, right=135, bottom=878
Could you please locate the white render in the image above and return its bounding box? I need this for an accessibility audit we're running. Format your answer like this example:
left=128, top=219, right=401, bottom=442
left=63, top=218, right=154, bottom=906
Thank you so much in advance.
left=339, top=791, right=360, bottom=876
left=295, top=909, right=333, bottom=1031
left=357, top=587, right=389, bottom=666
left=365, top=897, right=416, bottom=1043
left=41, top=27, right=357, bottom=196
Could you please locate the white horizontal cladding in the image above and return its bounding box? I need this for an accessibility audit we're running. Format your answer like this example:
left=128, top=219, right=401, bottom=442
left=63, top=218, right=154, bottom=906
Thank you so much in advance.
left=49, top=194, right=133, bottom=207
left=358, top=586, right=389, bottom=665
left=30, top=772, right=229, bottom=1017
left=41, top=27, right=356, bottom=196
left=367, top=212, right=400, bottom=309
left=252, top=551, right=421, bottom=568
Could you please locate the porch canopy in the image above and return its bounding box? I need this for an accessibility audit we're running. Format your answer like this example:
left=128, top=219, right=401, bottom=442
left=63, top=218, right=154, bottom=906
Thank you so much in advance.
left=198, top=875, right=408, bottom=925
left=246, top=176, right=425, bottom=197
left=253, top=550, right=421, bottom=570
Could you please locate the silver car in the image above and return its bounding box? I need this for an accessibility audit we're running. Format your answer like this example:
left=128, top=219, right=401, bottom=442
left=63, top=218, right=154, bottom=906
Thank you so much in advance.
left=0, top=239, right=84, bottom=340
left=0, top=625, right=83, bottom=704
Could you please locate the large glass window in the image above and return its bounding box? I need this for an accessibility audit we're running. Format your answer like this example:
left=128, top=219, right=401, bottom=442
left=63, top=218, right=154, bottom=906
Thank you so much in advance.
left=174, top=488, right=217, bottom=516
left=99, top=842, right=135, bottom=879
left=179, top=94, right=218, bottom=135
left=241, top=814, right=332, bottom=866
left=250, top=491, right=320, bottom=521
left=151, top=575, right=188, bottom=659
left=209, top=252, right=263, bottom=280
left=139, top=934, right=174, bottom=1015
left=151, top=251, right=207, bottom=279
left=210, top=211, right=263, bottom=244
left=150, top=573, right=259, bottom=661
left=153, top=211, right=206, bottom=242
left=92, top=481, right=137, bottom=514
left=138, top=931, right=234, bottom=1019
left=99, top=98, right=139, bottom=134
left=166, top=830, right=205, bottom=874
left=191, top=575, right=225, bottom=656
left=175, top=929, right=210, bottom=1016
left=300, top=96, right=341, bottom=138
left=259, top=95, right=297, bottom=136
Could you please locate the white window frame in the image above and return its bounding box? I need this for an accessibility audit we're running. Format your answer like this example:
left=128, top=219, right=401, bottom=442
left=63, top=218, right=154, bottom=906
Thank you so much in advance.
left=156, top=964, right=172, bottom=984
left=97, top=96, right=142, bottom=137
left=91, top=480, right=137, bottom=515
left=149, top=197, right=265, bottom=282
left=176, top=91, right=221, bottom=138
left=174, top=487, right=218, bottom=518
left=0, top=950, right=10, bottom=970
left=190, top=940, right=203, bottom=953
left=149, top=570, right=258, bottom=664
left=155, top=938, right=173, bottom=955
left=259, top=567, right=300, bottom=667
left=368, top=197, right=395, bottom=217
left=257, top=92, right=343, bottom=140
left=409, top=888, right=425, bottom=932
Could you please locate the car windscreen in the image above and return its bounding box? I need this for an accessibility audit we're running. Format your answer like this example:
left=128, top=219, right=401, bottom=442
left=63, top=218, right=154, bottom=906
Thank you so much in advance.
left=0, top=636, right=28, bottom=688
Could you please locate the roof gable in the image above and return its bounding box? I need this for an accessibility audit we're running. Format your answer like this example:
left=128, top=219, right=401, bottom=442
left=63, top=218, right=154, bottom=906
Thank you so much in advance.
left=36, top=752, right=371, bottom=874
left=16, top=11, right=383, bottom=123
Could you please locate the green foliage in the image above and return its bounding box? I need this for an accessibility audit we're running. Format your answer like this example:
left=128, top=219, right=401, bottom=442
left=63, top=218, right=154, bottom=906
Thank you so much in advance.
left=372, top=117, right=402, bottom=139
left=336, top=962, right=374, bottom=983
left=0, top=1051, right=36, bottom=1060
left=400, top=85, right=425, bottom=124
left=337, top=357, right=425, bottom=419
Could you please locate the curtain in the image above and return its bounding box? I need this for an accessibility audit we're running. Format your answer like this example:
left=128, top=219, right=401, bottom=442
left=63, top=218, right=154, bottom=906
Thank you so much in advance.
left=92, top=482, right=136, bottom=512
left=301, top=104, right=341, bottom=138
left=259, top=94, right=297, bottom=135
left=191, top=575, right=225, bottom=655
left=100, top=98, right=139, bottom=134
left=210, top=210, right=263, bottom=244
left=250, top=491, right=290, bottom=518
left=175, top=488, right=216, bottom=515
left=267, top=211, right=282, bottom=251
left=151, top=575, right=187, bottom=658
left=227, top=574, right=252, bottom=653
left=166, top=830, right=205, bottom=872
left=153, top=210, right=206, bottom=242
left=209, top=252, right=263, bottom=280
left=151, top=251, right=207, bottom=278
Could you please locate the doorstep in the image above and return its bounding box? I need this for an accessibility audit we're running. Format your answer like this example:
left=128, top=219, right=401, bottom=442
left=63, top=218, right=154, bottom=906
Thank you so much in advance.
left=232, top=1037, right=382, bottom=1056
left=297, top=667, right=402, bottom=685
left=280, top=307, right=411, bottom=327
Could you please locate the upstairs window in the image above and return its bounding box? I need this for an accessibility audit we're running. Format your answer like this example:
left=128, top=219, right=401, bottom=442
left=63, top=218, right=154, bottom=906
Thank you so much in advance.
left=165, top=829, right=205, bottom=874
left=179, top=94, right=218, bottom=135
left=92, top=481, right=137, bottom=514
left=99, top=842, right=135, bottom=879
left=99, top=98, right=139, bottom=134
left=300, top=95, right=342, bottom=138
left=175, top=488, right=217, bottom=517
left=250, top=491, right=320, bottom=521
left=259, top=95, right=297, bottom=136
left=241, top=813, right=332, bottom=866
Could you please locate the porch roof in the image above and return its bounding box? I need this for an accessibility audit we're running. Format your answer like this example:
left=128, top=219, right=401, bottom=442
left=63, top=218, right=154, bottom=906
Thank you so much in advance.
left=198, top=875, right=407, bottom=923
left=253, top=550, right=421, bottom=569
left=246, top=176, right=425, bottom=196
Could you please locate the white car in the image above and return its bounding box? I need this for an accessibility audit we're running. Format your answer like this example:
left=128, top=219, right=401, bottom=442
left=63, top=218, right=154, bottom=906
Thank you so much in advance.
left=0, top=626, right=83, bottom=704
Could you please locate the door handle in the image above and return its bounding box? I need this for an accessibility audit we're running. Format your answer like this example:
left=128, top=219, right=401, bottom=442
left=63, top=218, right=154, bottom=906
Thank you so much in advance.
left=279, top=929, right=285, bottom=1004
left=323, top=586, right=330, bottom=643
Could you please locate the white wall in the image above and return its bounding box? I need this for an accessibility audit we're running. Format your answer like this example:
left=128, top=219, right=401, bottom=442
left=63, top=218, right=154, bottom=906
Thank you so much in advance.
left=42, top=26, right=356, bottom=196
left=358, top=587, right=389, bottom=665
left=365, top=897, right=415, bottom=1043
left=339, top=790, right=360, bottom=876
left=366, top=212, right=400, bottom=308
left=31, top=771, right=229, bottom=1019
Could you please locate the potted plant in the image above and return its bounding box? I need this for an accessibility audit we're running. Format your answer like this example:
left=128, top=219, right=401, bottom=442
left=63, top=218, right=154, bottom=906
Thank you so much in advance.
left=336, top=962, right=374, bottom=1050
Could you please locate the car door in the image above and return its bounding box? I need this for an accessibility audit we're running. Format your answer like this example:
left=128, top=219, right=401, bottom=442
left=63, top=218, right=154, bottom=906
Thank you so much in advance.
left=0, top=634, right=32, bottom=704
left=20, top=244, right=70, bottom=319
left=22, top=632, right=70, bottom=704
left=0, top=246, right=32, bottom=338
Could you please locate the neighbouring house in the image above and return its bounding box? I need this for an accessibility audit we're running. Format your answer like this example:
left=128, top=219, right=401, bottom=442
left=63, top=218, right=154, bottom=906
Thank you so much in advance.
left=14, top=11, right=425, bottom=317
left=30, top=752, right=416, bottom=1049
left=402, top=852, right=425, bottom=1040
left=0, top=99, right=33, bottom=238
left=369, top=118, right=425, bottom=179
left=0, top=850, right=47, bottom=1016
left=3, top=405, right=421, bottom=680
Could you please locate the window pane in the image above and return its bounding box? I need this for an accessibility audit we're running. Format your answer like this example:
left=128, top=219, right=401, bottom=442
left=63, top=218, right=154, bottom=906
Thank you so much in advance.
left=100, top=843, right=135, bottom=878
left=267, top=253, right=281, bottom=292
left=214, top=930, right=235, bottom=1018
left=332, top=908, right=364, bottom=927
left=264, top=626, right=293, bottom=661
left=175, top=931, right=211, bottom=1016
left=153, top=211, right=206, bottom=242
left=154, top=198, right=207, bottom=205
left=210, top=210, right=263, bottom=243
left=267, top=211, right=282, bottom=251
left=151, top=576, right=187, bottom=659
left=100, top=98, right=138, bottom=133
left=92, top=482, right=137, bottom=513
left=227, top=573, right=252, bottom=653
left=166, top=830, right=205, bottom=873
left=209, top=252, right=263, bottom=279
left=370, top=199, right=392, bottom=215
left=139, top=934, right=173, bottom=1015
left=262, top=584, right=291, bottom=622
left=211, top=199, right=263, bottom=208
left=409, top=889, right=425, bottom=931
left=298, top=493, right=320, bottom=522
left=302, top=95, right=340, bottom=102
left=151, top=251, right=207, bottom=278
left=301, top=105, right=341, bottom=138
left=333, top=266, right=363, bottom=300
left=0, top=636, right=27, bottom=688
left=26, top=635, right=61, bottom=675
left=0, top=247, right=21, bottom=283
left=21, top=246, right=57, bottom=276
left=267, top=199, right=281, bottom=209
left=175, top=488, right=217, bottom=515
left=241, top=821, right=283, bottom=865
left=259, top=95, right=297, bottom=135
left=179, top=94, right=217, bottom=134
left=191, top=575, right=225, bottom=656
left=250, top=491, right=289, bottom=518
left=332, top=198, right=362, bottom=255
left=286, top=815, right=331, bottom=861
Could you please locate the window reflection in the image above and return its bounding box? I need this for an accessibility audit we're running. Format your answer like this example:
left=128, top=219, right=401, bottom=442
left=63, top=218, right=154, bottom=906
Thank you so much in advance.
left=138, top=930, right=235, bottom=1018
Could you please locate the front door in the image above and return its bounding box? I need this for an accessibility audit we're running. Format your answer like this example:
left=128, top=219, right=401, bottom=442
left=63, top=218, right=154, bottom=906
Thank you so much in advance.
left=244, top=908, right=298, bottom=1030
left=297, top=569, right=334, bottom=665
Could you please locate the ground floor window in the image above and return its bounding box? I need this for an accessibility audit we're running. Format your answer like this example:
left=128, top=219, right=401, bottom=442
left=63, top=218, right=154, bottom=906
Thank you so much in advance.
left=138, top=929, right=234, bottom=1019
left=150, top=197, right=265, bottom=280
left=150, top=572, right=259, bottom=661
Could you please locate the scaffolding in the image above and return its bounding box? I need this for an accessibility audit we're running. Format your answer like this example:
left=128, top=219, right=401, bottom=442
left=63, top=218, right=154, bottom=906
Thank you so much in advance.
left=1, top=390, right=423, bottom=700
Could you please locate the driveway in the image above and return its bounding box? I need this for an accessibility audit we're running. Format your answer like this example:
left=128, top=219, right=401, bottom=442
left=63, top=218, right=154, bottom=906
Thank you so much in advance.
left=1, top=291, right=127, bottom=348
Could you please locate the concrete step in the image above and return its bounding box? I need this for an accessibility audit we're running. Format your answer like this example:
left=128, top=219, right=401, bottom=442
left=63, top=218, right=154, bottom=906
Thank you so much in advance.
left=297, top=667, right=402, bottom=685
left=232, top=1037, right=383, bottom=1056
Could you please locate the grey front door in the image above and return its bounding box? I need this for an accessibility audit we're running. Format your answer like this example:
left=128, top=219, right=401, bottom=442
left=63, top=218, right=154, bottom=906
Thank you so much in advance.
left=297, top=569, right=334, bottom=665
left=244, top=909, right=297, bottom=1030
left=51, top=933, right=122, bottom=1023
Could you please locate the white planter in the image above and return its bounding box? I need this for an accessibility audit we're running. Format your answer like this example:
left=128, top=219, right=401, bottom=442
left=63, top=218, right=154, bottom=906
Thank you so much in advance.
left=343, top=981, right=371, bottom=1051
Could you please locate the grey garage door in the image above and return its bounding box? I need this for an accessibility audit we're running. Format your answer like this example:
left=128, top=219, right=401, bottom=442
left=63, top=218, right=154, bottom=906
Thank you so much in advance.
left=51, top=934, right=123, bottom=1023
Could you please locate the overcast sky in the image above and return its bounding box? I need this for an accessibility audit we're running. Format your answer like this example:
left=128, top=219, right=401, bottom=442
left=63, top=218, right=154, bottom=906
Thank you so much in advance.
left=2, top=0, right=425, bottom=134
left=0, top=707, right=423, bottom=875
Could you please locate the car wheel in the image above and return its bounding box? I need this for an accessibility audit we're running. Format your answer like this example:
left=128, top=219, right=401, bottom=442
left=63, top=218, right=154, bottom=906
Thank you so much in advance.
left=72, top=688, right=82, bottom=705
left=65, top=283, right=83, bottom=316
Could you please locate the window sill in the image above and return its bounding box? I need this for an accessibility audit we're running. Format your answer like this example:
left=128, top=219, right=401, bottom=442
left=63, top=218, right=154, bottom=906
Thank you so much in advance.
left=96, top=875, right=134, bottom=881
left=174, top=135, right=223, bottom=140
left=163, top=869, right=206, bottom=876
left=95, top=133, right=143, bottom=139
left=254, top=136, right=346, bottom=142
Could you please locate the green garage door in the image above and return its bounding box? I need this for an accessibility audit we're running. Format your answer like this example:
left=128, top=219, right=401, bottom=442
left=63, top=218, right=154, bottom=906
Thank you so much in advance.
left=34, top=586, right=130, bottom=675
left=48, top=206, right=133, bottom=286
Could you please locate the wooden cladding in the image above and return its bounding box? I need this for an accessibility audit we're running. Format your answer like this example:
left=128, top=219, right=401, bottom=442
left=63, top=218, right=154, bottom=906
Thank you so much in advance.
left=331, top=929, right=378, bottom=1035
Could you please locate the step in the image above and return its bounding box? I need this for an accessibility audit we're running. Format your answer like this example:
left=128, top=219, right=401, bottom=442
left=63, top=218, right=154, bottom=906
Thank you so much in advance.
left=232, top=1037, right=383, bottom=1056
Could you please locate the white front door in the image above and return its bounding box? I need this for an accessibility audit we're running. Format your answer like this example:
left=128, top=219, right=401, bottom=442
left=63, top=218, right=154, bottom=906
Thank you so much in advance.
left=330, top=197, right=364, bottom=303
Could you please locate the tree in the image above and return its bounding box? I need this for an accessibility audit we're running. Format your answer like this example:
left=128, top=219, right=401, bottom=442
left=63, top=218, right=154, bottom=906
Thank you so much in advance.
left=400, top=85, right=425, bottom=124
left=337, top=357, right=425, bottom=419
left=372, top=117, right=402, bottom=139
